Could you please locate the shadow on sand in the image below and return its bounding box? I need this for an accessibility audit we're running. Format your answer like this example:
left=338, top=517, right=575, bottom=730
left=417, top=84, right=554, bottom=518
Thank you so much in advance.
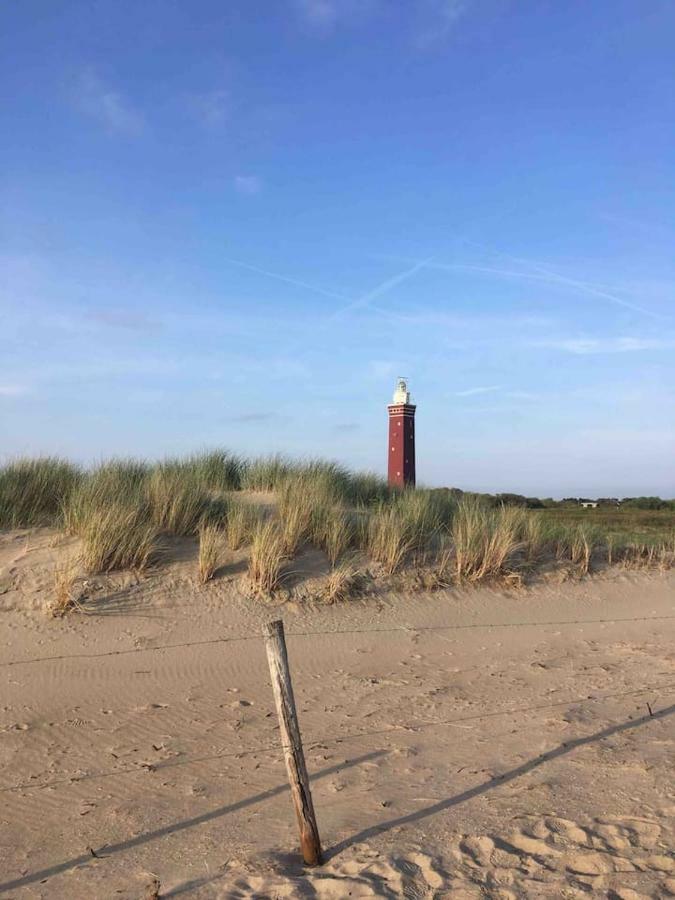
left=1, top=705, right=672, bottom=895
left=0, top=750, right=386, bottom=894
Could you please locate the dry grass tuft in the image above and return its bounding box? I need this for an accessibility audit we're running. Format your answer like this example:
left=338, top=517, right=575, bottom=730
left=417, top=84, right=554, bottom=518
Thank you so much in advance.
left=366, top=504, right=414, bottom=574
left=620, top=537, right=675, bottom=571
left=52, top=558, right=80, bottom=616
left=185, top=450, right=244, bottom=491
left=198, top=524, right=221, bottom=584
left=0, top=457, right=82, bottom=528
left=364, top=490, right=455, bottom=574
left=452, top=498, right=524, bottom=582
left=277, top=482, right=316, bottom=555
left=248, top=519, right=286, bottom=594
left=549, top=524, right=600, bottom=575
left=7, top=450, right=674, bottom=590
left=276, top=473, right=345, bottom=556
left=321, top=561, right=361, bottom=603
left=434, top=536, right=455, bottom=586
left=241, top=455, right=293, bottom=492
left=314, top=507, right=354, bottom=565
left=79, top=502, right=159, bottom=574
left=570, top=527, right=594, bottom=574
left=226, top=499, right=263, bottom=550
left=62, top=460, right=149, bottom=536
left=147, top=465, right=208, bottom=535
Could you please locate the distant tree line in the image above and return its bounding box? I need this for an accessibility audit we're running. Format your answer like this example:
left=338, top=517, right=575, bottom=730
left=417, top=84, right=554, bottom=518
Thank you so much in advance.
left=434, top=488, right=675, bottom=510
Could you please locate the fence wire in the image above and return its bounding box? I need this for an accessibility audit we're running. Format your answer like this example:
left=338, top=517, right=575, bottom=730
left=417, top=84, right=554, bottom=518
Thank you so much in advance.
left=2, top=679, right=673, bottom=795
left=2, top=613, right=674, bottom=668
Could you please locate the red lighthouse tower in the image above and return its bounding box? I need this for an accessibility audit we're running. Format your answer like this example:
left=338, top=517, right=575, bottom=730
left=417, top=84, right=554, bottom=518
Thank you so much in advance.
left=387, top=378, right=416, bottom=488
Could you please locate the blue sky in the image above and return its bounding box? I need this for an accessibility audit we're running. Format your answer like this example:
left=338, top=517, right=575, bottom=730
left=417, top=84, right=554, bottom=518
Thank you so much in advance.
left=1, top=1, right=674, bottom=497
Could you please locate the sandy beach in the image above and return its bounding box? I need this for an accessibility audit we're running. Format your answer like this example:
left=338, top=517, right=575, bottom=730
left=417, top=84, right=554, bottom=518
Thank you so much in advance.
left=0, top=527, right=673, bottom=898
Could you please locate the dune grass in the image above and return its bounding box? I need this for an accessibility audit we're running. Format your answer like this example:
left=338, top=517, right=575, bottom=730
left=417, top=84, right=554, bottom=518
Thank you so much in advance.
left=185, top=450, right=244, bottom=491
left=314, top=507, right=354, bottom=565
left=3, top=450, right=673, bottom=588
left=366, top=503, right=414, bottom=573
left=364, top=489, right=454, bottom=573
left=241, top=455, right=294, bottom=492
left=52, top=557, right=79, bottom=616
left=322, top=561, right=360, bottom=603
left=451, top=497, right=525, bottom=582
left=276, top=472, right=343, bottom=555
left=248, top=519, right=286, bottom=594
left=0, top=457, right=82, bottom=528
left=62, top=459, right=149, bottom=536
left=147, top=463, right=209, bottom=535
left=240, top=455, right=389, bottom=507
left=78, top=501, right=159, bottom=574
left=225, top=498, right=263, bottom=549
left=277, top=478, right=318, bottom=555
left=618, top=535, right=675, bottom=571
left=198, top=524, right=221, bottom=584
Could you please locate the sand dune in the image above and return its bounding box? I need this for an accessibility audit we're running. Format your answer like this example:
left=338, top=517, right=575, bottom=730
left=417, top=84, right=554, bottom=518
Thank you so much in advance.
left=0, top=528, right=673, bottom=897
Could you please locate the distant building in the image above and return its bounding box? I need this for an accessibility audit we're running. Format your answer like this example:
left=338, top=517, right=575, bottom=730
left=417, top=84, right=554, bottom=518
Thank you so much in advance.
left=581, top=501, right=598, bottom=509
left=387, top=378, right=416, bottom=488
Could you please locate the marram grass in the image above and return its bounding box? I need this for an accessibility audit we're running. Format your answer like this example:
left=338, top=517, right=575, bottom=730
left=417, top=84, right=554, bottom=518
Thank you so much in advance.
left=2, top=451, right=673, bottom=584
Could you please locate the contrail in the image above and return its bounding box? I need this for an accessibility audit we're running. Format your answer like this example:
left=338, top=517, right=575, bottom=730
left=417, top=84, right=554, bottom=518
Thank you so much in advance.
left=328, top=257, right=434, bottom=321
left=222, top=256, right=350, bottom=302
left=455, top=385, right=502, bottom=397
left=378, top=248, right=664, bottom=319
left=220, top=254, right=432, bottom=367
left=460, top=238, right=664, bottom=319
left=503, top=256, right=660, bottom=318
left=224, top=254, right=432, bottom=321
left=432, top=262, right=557, bottom=283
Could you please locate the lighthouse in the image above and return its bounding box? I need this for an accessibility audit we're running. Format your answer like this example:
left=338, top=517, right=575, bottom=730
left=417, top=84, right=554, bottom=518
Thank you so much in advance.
left=387, top=378, right=416, bottom=488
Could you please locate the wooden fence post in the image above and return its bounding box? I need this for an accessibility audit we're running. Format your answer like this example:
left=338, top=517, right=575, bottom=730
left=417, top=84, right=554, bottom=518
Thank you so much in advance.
left=263, top=618, right=323, bottom=866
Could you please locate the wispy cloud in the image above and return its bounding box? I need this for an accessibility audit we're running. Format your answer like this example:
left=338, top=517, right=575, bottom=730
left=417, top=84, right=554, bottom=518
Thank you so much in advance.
left=369, top=306, right=553, bottom=330
left=535, top=336, right=675, bottom=354
left=184, top=90, right=229, bottom=127
left=0, top=384, right=29, bottom=397
left=223, top=254, right=430, bottom=320
left=457, top=239, right=665, bottom=320
left=74, top=69, right=144, bottom=136
left=505, top=390, right=539, bottom=401
left=503, top=256, right=662, bottom=319
left=368, top=360, right=396, bottom=379
left=233, top=175, right=263, bottom=195
left=330, top=257, right=433, bottom=320
left=294, top=0, right=340, bottom=29
left=389, top=253, right=663, bottom=320
left=293, top=0, right=468, bottom=41
left=334, top=422, right=360, bottom=432
left=455, top=385, right=502, bottom=397
left=293, top=0, right=377, bottom=32
left=415, top=0, right=468, bottom=48
left=222, top=257, right=348, bottom=301
left=268, top=358, right=311, bottom=378
left=87, top=309, right=161, bottom=332
left=230, top=412, right=276, bottom=423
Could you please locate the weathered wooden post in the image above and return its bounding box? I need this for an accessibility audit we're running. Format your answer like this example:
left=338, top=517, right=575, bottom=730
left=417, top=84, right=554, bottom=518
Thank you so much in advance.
left=263, top=618, right=323, bottom=866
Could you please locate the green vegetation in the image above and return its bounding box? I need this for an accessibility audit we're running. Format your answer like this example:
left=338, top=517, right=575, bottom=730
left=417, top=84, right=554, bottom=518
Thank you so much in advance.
left=1, top=452, right=673, bottom=586
left=225, top=497, right=264, bottom=550
left=0, top=457, right=82, bottom=528
left=451, top=498, right=527, bottom=582
left=537, top=506, right=675, bottom=545
left=198, top=523, right=221, bottom=584
left=248, top=519, right=286, bottom=594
